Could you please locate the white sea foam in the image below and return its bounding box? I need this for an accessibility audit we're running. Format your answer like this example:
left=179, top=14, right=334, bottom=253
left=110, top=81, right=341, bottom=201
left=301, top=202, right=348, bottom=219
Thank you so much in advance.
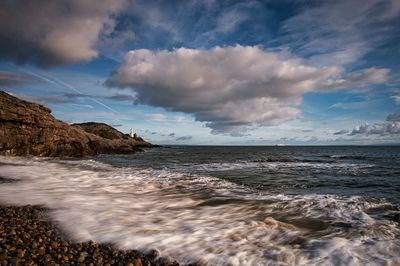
left=176, top=161, right=375, bottom=176
left=0, top=156, right=399, bottom=265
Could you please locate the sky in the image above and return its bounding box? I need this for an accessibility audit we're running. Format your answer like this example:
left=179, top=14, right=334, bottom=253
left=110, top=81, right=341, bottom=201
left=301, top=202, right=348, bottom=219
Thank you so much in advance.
left=0, top=0, right=399, bottom=145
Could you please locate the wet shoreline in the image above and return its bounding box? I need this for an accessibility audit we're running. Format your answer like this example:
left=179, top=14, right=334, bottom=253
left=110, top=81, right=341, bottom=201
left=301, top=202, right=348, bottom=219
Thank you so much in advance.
left=1, top=148, right=399, bottom=265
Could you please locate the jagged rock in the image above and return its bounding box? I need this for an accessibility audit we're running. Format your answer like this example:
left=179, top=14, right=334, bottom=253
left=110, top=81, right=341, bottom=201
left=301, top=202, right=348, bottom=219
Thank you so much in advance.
left=0, top=91, right=153, bottom=157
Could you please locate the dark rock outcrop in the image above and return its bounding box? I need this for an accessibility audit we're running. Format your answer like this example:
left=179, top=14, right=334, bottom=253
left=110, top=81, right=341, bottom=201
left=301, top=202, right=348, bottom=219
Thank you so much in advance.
left=0, top=91, right=153, bottom=157
left=72, top=122, right=128, bottom=140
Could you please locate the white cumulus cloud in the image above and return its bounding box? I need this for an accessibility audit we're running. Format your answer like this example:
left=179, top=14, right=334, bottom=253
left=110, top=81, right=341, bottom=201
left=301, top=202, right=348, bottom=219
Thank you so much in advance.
left=108, top=45, right=389, bottom=135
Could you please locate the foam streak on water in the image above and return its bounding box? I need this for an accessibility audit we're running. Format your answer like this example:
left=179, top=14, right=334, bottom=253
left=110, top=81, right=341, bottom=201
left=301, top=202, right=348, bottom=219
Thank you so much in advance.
left=0, top=155, right=399, bottom=265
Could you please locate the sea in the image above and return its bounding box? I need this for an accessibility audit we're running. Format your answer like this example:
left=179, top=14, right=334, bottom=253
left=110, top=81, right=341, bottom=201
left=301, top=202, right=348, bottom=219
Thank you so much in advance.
left=0, top=146, right=399, bottom=265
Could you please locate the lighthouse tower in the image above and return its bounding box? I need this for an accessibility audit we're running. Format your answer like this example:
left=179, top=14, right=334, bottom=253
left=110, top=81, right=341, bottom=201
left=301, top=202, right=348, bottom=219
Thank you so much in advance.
left=129, top=128, right=135, bottom=138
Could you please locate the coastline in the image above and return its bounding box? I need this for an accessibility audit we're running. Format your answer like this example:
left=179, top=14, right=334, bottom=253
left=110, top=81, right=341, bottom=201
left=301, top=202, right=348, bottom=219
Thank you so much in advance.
left=0, top=204, right=180, bottom=266
left=1, top=147, right=399, bottom=265
left=0, top=91, right=155, bottom=158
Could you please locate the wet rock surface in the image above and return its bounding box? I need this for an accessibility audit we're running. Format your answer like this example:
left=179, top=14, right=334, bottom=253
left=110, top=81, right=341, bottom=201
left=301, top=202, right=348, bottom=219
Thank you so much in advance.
left=0, top=91, right=154, bottom=157
left=0, top=205, right=183, bottom=266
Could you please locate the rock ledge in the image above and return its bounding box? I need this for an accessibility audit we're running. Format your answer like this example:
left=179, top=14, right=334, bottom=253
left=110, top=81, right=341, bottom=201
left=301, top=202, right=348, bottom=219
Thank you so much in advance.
left=0, top=91, right=153, bottom=157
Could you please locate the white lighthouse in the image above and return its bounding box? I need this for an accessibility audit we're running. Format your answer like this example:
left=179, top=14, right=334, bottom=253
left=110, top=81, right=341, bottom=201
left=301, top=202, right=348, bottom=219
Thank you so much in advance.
left=129, top=128, right=136, bottom=138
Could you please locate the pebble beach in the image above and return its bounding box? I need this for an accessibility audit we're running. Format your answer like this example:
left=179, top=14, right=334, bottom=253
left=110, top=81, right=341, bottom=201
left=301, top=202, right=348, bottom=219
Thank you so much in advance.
left=0, top=205, right=181, bottom=266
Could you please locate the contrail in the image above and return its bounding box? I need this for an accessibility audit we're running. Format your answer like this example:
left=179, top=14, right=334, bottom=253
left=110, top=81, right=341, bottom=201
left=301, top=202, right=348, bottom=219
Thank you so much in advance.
left=22, top=69, right=62, bottom=88
left=21, top=69, right=124, bottom=124
left=51, top=75, right=121, bottom=115
left=22, top=70, right=121, bottom=115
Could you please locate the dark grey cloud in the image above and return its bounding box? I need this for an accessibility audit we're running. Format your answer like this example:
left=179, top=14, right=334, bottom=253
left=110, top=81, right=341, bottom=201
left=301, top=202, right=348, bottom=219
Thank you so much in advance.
left=145, top=130, right=161, bottom=136
left=107, top=93, right=136, bottom=102
left=143, top=131, right=183, bottom=138
left=6, top=91, right=136, bottom=107
left=387, top=113, right=400, bottom=122
left=368, top=123, right=400, bottom=135
left=349, top=124, right=369, bottom=136
left=0, top=0, right=126, bottom=66
left=100, top=28, right=135, bottom=58
left=4, top=93, right=73, bottom=105
left=176, top=136, right=192, bottom=141
left=108, top=46, right=388, bottom=135
left=0, top=71, right=39, bottom=86
left=349, top=119, right=400, bottom=136
left=63, top=93, right=87, bottom=100
left=333, top=130, right=349, bottom=135
left=61, top=92, right=135, bottom=103
left=26, top=92, right=92, bottom=104
left=35, top=95, right=75, bottom=104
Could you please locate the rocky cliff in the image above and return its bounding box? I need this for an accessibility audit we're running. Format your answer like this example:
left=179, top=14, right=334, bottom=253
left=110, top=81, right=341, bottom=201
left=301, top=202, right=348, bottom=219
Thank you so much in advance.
left=0, top=91, right=153, bottom=157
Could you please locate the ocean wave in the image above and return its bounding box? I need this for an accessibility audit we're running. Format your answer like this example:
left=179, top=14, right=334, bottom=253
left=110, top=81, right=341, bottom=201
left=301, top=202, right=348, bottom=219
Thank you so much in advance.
left=177, top=160, right=376, bottom=176
left=252, top=158, right=329, bottom=163
left=0, top=156, right=399, bottom=265
left=329, top=154, right=375, bottom=160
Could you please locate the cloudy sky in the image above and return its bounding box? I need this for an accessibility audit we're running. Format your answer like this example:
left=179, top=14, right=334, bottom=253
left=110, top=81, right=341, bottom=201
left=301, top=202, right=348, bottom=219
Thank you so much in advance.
left=1, top=0, right=399, bottom=145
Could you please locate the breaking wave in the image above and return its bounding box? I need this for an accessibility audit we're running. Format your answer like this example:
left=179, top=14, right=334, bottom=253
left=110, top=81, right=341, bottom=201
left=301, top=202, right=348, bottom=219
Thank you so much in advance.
left=0, top=155, right=399, bottom=265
